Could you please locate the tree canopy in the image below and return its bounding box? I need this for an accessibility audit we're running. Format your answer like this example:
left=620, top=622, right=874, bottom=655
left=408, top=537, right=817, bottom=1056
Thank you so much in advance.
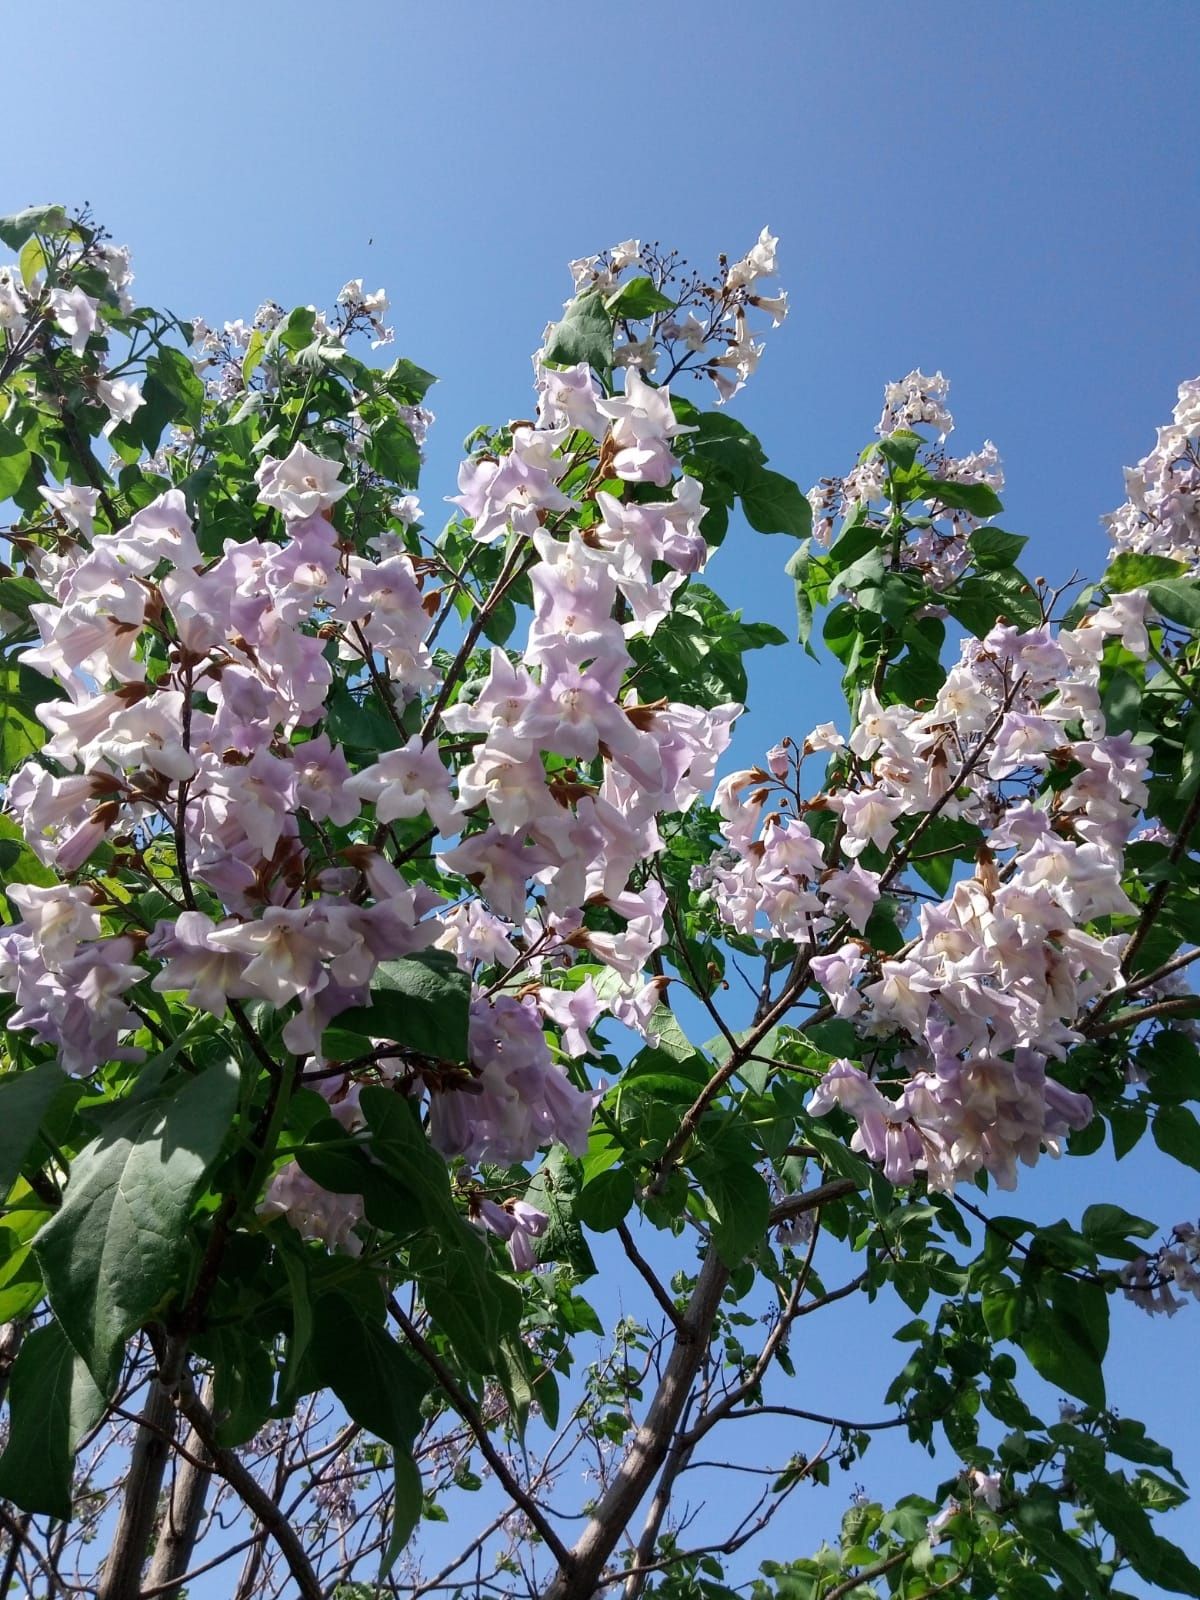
left=0, top=204, right=1198, bottom=1600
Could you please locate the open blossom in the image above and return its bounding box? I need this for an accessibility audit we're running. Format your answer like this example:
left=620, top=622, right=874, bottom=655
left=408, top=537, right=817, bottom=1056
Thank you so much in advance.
left=596, top=367, right=695, bottom=486
left=255, top=442, right=350, bottom=519
left=1104, top=376, right=1200, bottom=572
left=725, top=226, right=779, bottom=290
left=148, top=911, right=259, bottom=1016
left=38, top=482, right=100, bottom=539
left=969, top=1470, right=1003, bottom=1510
left=47, top=285, right=99, bottom=356
left=346, top=737, right=459, bottom=832
left=831, top=786, right=906, bottom=857
left=260, top=1162, right=364, bottom=1255
left=97, top=377, right=145, bottom=437
left=878, top=369, right=953, bottom=439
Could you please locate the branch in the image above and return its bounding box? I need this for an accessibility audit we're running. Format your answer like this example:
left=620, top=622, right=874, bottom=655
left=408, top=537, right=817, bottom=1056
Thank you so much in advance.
left=174, top=1372, right=323, bottom=1600
left=615, top=1220, right=687, bottom=1332
left=388, top=1297, right=574, bottom=1569
left=0, top=1506, right=66, bottom=1598
left=140, top=1532, right=259, bottom=1600
left=648, top=964, right=814, bottom=1191
left=1116, top=783, right=1200, bottom=978
left=1087, top=994, right=1200, bottom=1039
left=682, top=1181, right=858, bottom=1447
left=419, top=537, right=533, bottom=743
left=819, top=1546, right=909, bottom=1600
left=1108, top=944, right=1200, bottom=1003
left=717, top=1403, right=911, bottom=1431
left=622, top=1391, right=698, bottom=1600
left=541, top=1247, right=730, bottom=1600
left=767, top=1177, right=858, bottom=1228
left=877, top=675, right=1026, bottom=895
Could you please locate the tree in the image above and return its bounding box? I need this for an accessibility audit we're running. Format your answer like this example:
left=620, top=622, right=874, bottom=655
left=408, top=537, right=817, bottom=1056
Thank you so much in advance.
left=0, top=202, right=1197, bottom=1600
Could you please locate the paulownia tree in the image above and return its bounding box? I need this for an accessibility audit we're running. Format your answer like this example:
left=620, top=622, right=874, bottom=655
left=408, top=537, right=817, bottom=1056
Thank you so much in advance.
left=0, top=203, right=1198, bottom=1600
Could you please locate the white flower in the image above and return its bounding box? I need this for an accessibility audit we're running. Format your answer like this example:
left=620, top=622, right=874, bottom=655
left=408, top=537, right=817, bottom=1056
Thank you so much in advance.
left=47, top=286, right=99, bottom=357
left=725, top=227, right=779, bottom=290
left=38, top=482, right=100, bottom=538
left=96, top=378, right=145, bottom=438
left=254, top=442, right=350, bottom=520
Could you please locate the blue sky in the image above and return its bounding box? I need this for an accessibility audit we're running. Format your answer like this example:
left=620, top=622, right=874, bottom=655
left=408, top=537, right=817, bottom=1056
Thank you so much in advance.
left=8, top=0, right=1200, bottom=1583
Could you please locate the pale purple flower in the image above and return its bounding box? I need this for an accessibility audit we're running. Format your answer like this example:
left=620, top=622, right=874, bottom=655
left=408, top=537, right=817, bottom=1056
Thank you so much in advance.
left=255, top=443, right=350, bottom=520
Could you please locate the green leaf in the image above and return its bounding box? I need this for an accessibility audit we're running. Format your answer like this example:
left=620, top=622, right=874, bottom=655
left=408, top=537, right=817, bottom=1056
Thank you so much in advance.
left=0, top=662, right=53, bottom=772
left=0, top=1060, right=79, bottom=1196
left=1015, top=1483, right=1105, bottom=1596
left=1105, top=552, right=1187, bottom=592
left=577, top=1167, right=635, bottom=1233
left=312, top=1292, right=429, bottom=1452
left=0, top=422, right=33, bottom=502
left=1071, top=1450, right=1200, bottom=1597
left=620, top=1043, right=711, bottom=1102
left=0, top=205, right=72, bottom=250
left=1153, top=1104, right=1200, bottom=1170
left=383, top=1449, right=424, bottom=1577
left=365, top=416, right=421, bottom=488
left=922, top=476, right=1003, bottom=518
left=969, top=527, right=1028, bottom=570
left=1021, top=1276, right=1108, bottom=1410
left=741, top=467, right=813, bottom=539
left=336, top=950, right=471, bottom=1064
left=784, top=541, right=818, bottom=651
left=1081, top=1203, right=1157, bottom=1258
left=323, top=679, right=404, bottom=755
left=542, top=292, right=613, bottom=383
left=292, top=1119, right=419, bottom=1239
left=17, top=236, right=46, bottom=288
left=0, top=576, right=51, bottom=641
left=200, top=1323, right=275, bottom=1447
left=0, top=1320, right=105, bottom=1517
left=1148, top=579, right=1200, bottom=631
left=360, top=1088, right=522, bottom=1368
left=241, top=328, right=266, bottom=384
left=947, top=567, right=1041, bottom=635
left=524, top=1147, right=597, bottom=1278
left=0, top=1242, right=49, bottom=1317
left=311, top=1294, right=430, bottom=1571
left=605, top=276, right=675, bottom=319
left=379, top=356, right=437, bottom=406
left=276, top=1241, right=315, bottom=1409
left=693, top=1159, right=770, bottom=1267
left=114, top=346, right=205, bottom=457
left=146, top=345, right=204, bottom=431
left=34, top=1059, right=240, bottom=1393
left=1107, top=1417, right=1185, bottom=1484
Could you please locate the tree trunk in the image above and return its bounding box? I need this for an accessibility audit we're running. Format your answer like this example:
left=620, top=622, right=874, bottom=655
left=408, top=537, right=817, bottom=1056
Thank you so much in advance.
left=97, top=1380, right=175, bottom=1600
left=542, top=1246, right=729, bottom=1600
left=142, top=1379, right=213, bottom=1600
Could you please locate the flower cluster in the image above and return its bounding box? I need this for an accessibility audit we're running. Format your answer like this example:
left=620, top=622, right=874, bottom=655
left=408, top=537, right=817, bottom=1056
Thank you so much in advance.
left=702, top=398, right=1160, bottom=1189
left=0, top=226, right=788, bottom=1260
left=560, top=230, right=786, bottom=404
left=796, top=613, right=1150, bottom=1188
left=1120, top=1221, right=1200, bottom=1316
left=810, top=371, right=1005, bottom=589
left=1104, top=377, right=1200, bottom=572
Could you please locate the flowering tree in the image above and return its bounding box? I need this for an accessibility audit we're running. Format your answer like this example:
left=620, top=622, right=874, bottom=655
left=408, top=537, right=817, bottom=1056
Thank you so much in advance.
left=0, top=201, right=1198, bottom=1600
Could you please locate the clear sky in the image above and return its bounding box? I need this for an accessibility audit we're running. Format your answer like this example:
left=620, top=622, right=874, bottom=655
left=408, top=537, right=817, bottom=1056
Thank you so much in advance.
left=7, top=0, right=1200, bottom=1583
